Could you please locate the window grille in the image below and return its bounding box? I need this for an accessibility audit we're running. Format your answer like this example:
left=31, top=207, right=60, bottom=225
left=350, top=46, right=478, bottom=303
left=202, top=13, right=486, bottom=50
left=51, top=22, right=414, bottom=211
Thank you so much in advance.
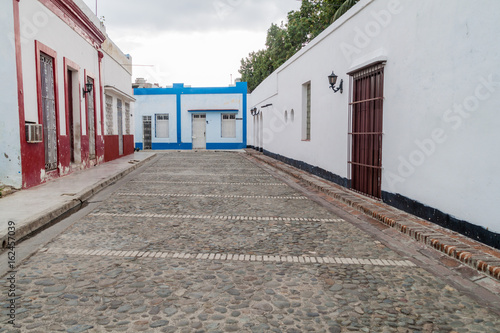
left=87, top=77, right=96, bottom=159
left=105, top=95, right=113, bottom=135
left=143, top=116, right=152, bottom=149
left=117, top=99, right=123, bottom=155
left=125, top=103, right=131, bottom=134
left=40, top=52, right=58, bottom=170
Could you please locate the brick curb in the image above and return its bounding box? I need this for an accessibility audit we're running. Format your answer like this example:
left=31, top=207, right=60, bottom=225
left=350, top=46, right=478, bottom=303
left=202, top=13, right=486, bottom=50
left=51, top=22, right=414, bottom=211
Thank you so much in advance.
left=244, top=149, right=500, bottom=281
left=0, top=154, right=157, bottom=249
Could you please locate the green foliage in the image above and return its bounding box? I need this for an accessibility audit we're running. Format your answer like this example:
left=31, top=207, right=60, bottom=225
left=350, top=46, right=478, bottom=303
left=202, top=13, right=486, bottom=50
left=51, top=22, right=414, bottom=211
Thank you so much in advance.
left=239, top=0, right=358, bottom=93
left=332, top=0, right=358, bottom=22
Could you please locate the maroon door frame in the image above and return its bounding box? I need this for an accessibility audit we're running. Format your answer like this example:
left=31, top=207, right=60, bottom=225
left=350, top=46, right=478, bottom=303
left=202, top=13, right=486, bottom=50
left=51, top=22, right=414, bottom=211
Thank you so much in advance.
left=348, top=63, right=385, bottom=198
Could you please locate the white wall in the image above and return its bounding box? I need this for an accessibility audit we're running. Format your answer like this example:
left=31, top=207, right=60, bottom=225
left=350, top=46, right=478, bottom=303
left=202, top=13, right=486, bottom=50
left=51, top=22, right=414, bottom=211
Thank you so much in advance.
left=181, top=94, right=243, bottom=144
left=19, top=0, right=103, bottom=136
left=102, top=34, right=134, bottom=137
left=0, top=0, right=22, bottom=188
left=103, top=41, right=133, bottom=99
left=134, top=95, right=177, bottom=144
left=248, top=0, right=500, bottom=233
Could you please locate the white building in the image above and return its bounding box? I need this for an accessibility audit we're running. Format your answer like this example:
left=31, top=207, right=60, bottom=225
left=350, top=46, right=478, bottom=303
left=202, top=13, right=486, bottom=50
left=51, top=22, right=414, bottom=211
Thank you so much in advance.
left=102, top=38, right=135, bottom=161
left=247, top=0, right=500, bottom=248
left=134, top=82, right=247, bottom=150
left=0, top=0, right=134, bottom=189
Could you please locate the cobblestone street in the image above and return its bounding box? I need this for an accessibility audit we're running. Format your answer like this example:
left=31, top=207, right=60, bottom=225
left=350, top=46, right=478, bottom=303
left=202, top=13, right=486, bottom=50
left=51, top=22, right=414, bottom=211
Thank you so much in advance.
left=1, top=152, right=499, bottom=332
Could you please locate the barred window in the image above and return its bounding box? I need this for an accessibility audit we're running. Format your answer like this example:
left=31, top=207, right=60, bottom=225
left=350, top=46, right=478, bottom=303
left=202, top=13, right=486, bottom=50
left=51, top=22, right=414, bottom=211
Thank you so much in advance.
left=105, top=95, right=113, bottom=135
left=125, top=102, right=131, bottom=135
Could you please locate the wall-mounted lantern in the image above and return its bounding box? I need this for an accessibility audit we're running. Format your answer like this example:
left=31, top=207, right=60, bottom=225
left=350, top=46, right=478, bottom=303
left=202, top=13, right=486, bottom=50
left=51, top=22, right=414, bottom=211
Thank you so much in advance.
left=250, top=107, right=260, bottom=116
left=328, top=71, right=343, bottom=93
left=82, top=82, right=93, bottom=96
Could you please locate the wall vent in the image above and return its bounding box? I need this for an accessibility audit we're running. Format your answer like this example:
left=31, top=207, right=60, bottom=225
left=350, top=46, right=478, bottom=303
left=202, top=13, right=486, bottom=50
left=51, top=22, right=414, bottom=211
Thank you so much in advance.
left=25, top=123, right=43, bottom=143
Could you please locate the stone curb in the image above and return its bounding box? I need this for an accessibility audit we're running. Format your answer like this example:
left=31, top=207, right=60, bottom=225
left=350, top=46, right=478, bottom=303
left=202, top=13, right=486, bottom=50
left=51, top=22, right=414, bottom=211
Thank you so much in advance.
left=244, top=150, right=500, bottom=281
left=0, top=154, right=157, bottom=249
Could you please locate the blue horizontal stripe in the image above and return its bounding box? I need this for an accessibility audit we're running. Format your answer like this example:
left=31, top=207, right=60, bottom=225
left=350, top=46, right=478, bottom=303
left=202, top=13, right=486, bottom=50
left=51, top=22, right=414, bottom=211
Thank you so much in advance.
left=152, top=143, right=193, bottom=150
left=134, top=82, right=247, bottom=96
left=206, top=143, right=246, bottom=150
left=188, top=109, right=238, bottom=113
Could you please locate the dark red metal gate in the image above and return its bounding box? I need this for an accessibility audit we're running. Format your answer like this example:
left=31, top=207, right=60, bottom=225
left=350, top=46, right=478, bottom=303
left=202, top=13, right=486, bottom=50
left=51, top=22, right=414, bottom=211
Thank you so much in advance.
left=348, top=63, right=385, bottom=198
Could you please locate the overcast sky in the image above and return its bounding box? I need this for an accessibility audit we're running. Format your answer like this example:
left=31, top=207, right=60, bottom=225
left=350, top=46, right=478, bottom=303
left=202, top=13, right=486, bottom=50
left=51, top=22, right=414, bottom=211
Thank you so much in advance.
left=81, top=0, right=301, bottom=87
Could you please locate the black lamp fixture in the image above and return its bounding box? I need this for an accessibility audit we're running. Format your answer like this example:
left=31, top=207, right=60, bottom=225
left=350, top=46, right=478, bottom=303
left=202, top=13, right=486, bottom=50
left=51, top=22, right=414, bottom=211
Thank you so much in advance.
left=82, top=82, right=93, bottom=96
left=250, top=107, right=260, bottom=116
left=328, top=71, right=343, bottom=93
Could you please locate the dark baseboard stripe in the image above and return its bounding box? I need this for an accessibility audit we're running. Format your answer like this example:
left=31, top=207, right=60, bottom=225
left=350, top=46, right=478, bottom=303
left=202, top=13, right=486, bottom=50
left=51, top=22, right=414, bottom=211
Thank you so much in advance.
left=261, top=149, right=499, bottom=250
left=263, top=150, right=349, bottom=188
left=382, top=192, right=500, bottom=250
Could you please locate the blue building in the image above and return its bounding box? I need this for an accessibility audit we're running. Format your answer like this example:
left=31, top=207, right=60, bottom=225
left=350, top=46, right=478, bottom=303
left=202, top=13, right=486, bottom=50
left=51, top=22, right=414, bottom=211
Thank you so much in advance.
left=134, top=82, right=247, bottom=150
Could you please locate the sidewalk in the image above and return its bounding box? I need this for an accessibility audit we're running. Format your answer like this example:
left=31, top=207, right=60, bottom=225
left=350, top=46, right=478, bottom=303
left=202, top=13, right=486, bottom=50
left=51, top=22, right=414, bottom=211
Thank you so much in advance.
left=0, top=152, right=156, bottom=249
left=244, top=149, right=500, bottom=282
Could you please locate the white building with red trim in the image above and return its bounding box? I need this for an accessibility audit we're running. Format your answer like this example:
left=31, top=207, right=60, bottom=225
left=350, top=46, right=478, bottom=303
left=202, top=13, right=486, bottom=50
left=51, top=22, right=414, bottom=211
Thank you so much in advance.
left=0, top=0, right=134, bottom=189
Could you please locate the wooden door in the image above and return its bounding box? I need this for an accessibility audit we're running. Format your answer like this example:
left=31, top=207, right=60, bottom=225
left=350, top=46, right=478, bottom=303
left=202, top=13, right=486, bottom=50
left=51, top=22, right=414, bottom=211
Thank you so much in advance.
left=349, top=64, right=384, bottom=198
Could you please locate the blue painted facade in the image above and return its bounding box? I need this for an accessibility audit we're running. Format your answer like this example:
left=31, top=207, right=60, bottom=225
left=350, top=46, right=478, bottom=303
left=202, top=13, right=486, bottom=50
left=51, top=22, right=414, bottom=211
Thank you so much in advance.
left=134, top=82, right=247, bottom=150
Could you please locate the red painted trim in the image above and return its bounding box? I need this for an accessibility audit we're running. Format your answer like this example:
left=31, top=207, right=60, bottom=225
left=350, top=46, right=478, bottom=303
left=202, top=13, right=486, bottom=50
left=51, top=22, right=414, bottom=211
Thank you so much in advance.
left=104, top=135, right=120, bottom=162
left=105, top=135, right=135, bottom=162
left=84, top=69, right=98, bottom=160
left=13, top=0, right=25, bottom=134
left=35, top=41, right=59, bottom=124
left=63, top=57, right=81, bottom=167
left=63, top=57, right=80, bottom=139
left=98, top=51, right=105, bottom=142
left=38, top=0, right=106, bottom=49
left=123, top=135, right=135, bottom=156
left=13, top=0, right=29, bottom=187
left=35, top=40, right=60, bottom=174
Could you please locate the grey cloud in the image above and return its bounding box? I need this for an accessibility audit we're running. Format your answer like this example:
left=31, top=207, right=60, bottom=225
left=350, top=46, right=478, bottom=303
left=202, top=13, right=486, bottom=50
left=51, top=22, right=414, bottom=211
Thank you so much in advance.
left=94, top=0, right=298, bottom=32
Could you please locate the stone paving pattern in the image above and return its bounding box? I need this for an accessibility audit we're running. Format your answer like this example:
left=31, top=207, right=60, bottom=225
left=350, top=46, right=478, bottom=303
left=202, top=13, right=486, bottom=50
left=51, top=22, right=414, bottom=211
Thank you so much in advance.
left=1, top=152, right=499, bottom=332
left=243, top=150, right=500, bottom=281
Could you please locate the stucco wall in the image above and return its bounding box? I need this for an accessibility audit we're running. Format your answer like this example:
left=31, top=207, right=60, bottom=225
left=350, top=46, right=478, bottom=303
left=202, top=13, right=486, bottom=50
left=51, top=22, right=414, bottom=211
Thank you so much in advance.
left=180, top=94, right=244, bottom=145
left=0, top=0, right=22, bottom=188
left=248, top=0, right=500, bottom=233
left=134, top=83, right=247, bottom=150
left=134, top=94, right=177, bottom=145
left=20, top=0, right=102, bottom=137
left=102, top=46, right=134, bottom=139
left=103, top=43, right=134, bottom=103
